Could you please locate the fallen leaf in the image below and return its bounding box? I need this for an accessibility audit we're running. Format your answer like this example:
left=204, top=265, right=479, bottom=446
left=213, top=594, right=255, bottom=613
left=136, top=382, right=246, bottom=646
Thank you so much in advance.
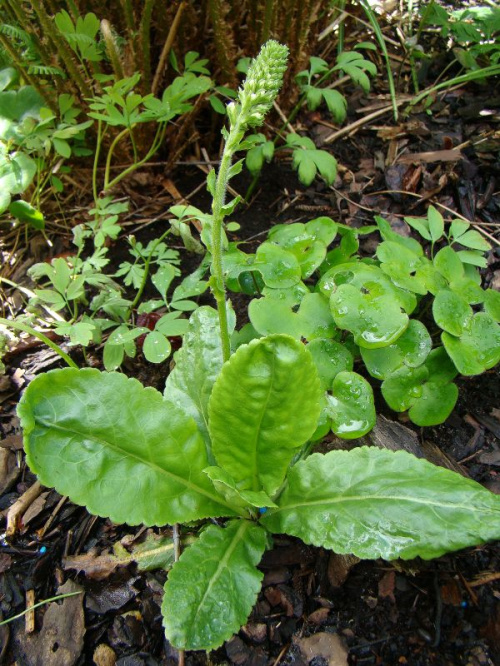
left=295, top=632, right=348, bottom=666
left=14, top=580, right=84, bottom=666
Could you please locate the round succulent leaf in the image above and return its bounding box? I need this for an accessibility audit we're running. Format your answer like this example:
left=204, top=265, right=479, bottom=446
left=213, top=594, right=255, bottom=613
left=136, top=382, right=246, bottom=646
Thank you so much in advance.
left=484, top=289, right=500, bottom=322
left=424, top=346, right=458, bottom=384
left=298, top=292, right=335, bottom=340
left=433, top=290, right=472, bottom=336
left=306, top=216, right=337, bottom=245
left=262, top=282, right=309, bottom=306
left=249, top=297, right=302, bottom=339
left=209, top=335, right=322, bottom=495
left=290, top=240, right=327, bottom=278
left=307, top=338, right=353, bottom=390
left=18, top=368, right=235, bottom=526
left=142, top=331, right=172, bottom=363
left=162, top=520, right=268, bottom=651
left=254, top=243, right=302, bottom=288
left=268, top=222, right=309, bottom=247
left=330, top=283, right=409, bottom=349
left=442, top=312, right=500, bottom=376
left=381, top=365, right=429, bottom=412
left=408, top=381, right=458, bottom=426
left=326, top=371, right=376, bottom=439
left=360, top=320, right=432, bottom=379
left=260, top=447, right=500, bottom=560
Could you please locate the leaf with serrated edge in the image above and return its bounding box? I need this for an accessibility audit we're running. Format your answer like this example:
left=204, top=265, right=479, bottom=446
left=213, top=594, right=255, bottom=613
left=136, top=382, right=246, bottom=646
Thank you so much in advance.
left=261, top=447, right=500, bottom=560
left=19, top=368, right=236, bottom=526
left=165, top=306, right=234, bottom=453
left=209, top=335, right=322, bottom=495
left=162, top=520, right=268, bottom=651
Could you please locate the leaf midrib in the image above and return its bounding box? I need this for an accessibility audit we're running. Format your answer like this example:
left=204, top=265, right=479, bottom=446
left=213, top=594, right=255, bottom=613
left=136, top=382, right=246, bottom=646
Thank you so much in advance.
left=270, top=493, right=500, bottom=515
left=187, top=521, right=250, bottom=645
left=35, top=419, right=236, bottom=513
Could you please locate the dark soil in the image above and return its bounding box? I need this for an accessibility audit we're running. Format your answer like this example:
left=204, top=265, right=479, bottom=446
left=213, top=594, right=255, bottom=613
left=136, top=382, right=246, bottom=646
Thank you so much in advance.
left=1, top=76, right=500, bottom=666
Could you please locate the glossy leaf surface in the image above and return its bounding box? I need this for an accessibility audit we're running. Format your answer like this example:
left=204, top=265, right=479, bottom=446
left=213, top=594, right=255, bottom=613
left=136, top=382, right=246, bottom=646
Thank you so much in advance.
left=209, top=335, right=322, bottom=495
left=19, top=368, right=234, bottom=525
left=361, top=320, right=432, bottom=379
left=165, top=307, right=233, bottom=451
left=325, top=371, right=376, bottom=438
left=163, top=520, right=268, bottom=650
left=307, top=338, right=353, bottom=390
left=261, top=447, right=500, bottom=560
left=442, top=312, right=500, bottom=376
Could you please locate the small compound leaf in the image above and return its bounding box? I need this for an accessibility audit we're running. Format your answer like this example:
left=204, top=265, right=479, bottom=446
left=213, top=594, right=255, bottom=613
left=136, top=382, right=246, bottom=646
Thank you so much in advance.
left=433, top=290, right=472, bottom=336
left=19, top=368, right=235, bottom=526
left=455, top=230, right=491, bottom=252
left=442, top=312, right=500, bottom=376
left=165, top=307, right=234, bottom=452
left=261, top=447, right=500, bottom=560
left=434, top=246, right=464, bottom=283
left=162, top=520, right=268, bottom=651
left=361, top=320, right=432, bottom=379
left=209, top=335, right=322, bottom=495
left=325, top=371, right=375, bottom=439
left=142, top=331, right=171, bottom=363
left=427, top=205, right=444, bottom=242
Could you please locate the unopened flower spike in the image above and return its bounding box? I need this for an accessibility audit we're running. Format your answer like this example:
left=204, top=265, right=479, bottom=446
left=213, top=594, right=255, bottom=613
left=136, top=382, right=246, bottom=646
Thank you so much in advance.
left=228, top=40, right=289, bottom=130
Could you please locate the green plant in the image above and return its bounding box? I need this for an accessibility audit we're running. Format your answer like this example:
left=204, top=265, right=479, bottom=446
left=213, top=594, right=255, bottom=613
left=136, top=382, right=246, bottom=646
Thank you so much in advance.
left=222, top=205, right=500, bottom=429
left=16, top=41, right=500, bottom=655
left=0, top=70, right=91, bottom=216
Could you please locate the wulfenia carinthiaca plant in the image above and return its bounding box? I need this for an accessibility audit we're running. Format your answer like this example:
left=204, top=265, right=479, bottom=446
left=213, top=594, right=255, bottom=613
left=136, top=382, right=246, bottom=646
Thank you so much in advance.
left=18, top=41, right=500, bottom=653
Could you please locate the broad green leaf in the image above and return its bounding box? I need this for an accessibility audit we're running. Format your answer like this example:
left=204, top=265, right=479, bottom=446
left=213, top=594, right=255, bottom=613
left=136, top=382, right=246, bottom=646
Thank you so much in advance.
left=442, top=312, right=500, bottom=376
left=450, top=219, right=469, bottom=240
left=209, top=335, right=322, bottom=495
left=164, top=307, right=234, bottom=453
left=162, top=520, right=268, bottom=651
left=433, top=290, right=472, bottom=336
left=326, top=371, right=375, bottom=438
left=19, top=368, right=235, bottom=525
left=152, top=264, right=176, bottom=300
left=261, top=447, right=500, bottom=560
left=307, top=338, right=353, bottom=390
left=361, top=320, right=432, bottom=379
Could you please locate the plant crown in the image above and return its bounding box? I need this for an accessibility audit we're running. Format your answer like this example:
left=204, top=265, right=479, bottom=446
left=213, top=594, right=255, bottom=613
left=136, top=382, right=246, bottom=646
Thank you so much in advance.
left=15, top=40, right=500, bottom=653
